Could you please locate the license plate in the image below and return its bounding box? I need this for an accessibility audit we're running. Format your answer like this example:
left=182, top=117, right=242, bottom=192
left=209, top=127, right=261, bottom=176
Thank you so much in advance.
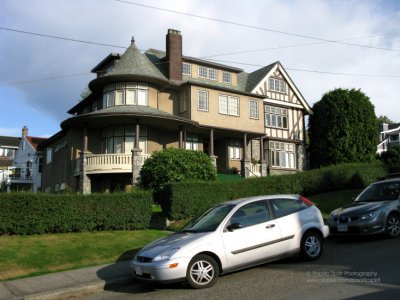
left=338, top=224, right=348, bottom=232
left=135, top=266, right=143, bottom=276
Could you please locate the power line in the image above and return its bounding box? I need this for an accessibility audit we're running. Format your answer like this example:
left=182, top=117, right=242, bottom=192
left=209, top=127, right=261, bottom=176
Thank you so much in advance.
left=0, top=27, right=128, bottom=49
left=115, top=0, right=400, bottom=52
left=0, top=72, right=91, bottom=86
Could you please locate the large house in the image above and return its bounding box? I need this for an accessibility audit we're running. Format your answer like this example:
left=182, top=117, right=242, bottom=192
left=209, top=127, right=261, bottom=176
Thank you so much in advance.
left=377, top=123, right=400, bottom=154
left=40, top=29, right=312, bottom=193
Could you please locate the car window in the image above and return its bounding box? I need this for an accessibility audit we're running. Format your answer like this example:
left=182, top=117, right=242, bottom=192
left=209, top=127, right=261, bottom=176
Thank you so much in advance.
left=270, top=198, right=308, bottom=218
left=357, top=181, right=400, bottom=202
left=229, top=201, right=270, bottom=229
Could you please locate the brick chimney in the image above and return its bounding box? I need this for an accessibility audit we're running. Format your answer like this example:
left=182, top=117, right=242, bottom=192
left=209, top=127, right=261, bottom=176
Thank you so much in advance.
left=166, top=29, right=182, bottom=81
left=22, top=126, right=28, bottom=137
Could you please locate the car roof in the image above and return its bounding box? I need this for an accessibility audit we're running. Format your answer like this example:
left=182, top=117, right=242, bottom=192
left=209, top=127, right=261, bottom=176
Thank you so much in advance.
left=374, top=178, right=400, bottom=185
left=221, top=194, right=300, bottom=206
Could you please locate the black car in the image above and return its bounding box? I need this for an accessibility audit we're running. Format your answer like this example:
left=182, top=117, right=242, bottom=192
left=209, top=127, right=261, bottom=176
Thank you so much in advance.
left=328, top=177, right=400, bottom=237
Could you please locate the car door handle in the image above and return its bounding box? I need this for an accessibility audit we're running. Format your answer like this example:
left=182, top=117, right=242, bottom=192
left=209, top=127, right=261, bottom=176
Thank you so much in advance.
left=266, top=224, right=275, bottom=229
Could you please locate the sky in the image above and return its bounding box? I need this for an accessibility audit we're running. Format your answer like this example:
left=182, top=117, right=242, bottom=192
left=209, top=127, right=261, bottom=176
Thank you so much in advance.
left=0, top=0, right=399, bottom=138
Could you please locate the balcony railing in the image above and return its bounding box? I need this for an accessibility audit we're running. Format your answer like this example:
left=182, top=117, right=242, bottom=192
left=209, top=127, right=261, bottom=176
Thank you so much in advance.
left=77, top=153, right=150, bottom=175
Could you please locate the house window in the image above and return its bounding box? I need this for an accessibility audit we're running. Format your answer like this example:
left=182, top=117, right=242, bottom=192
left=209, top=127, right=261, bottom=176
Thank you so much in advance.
left=198, top=66, right=218, bottom=81
left=101, top=125, right=147, bottom=154
left=102, top=82, right=148, bottom=108
left=179, top=91, right=187, bottom=113
left=265, top=105, right=288, bottom=129
left=198, top=90, right=209, bottom=111
left=249, top=100, right=259, bottom=119
left=222, top=71, right=232, bottom=84
left=219, top=95, right=239, bottom=116
left=229, top=139, right=241, bottom=160
left=46, top=148, right=52, bottom=164
left=185, top=134, right=199, bottom=151
left=269, top=142, right=295, bottom=169
left=182, top=62, right=192, bottom=75
left=268, top=78, right=286, bottom=93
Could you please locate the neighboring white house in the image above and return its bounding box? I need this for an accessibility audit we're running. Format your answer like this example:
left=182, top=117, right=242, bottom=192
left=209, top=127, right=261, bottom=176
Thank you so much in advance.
left=377, top=123, right=400, bottom=155
left=0, top=135, right=19, bottom=192
left=10, top=126, right=47, bottom=192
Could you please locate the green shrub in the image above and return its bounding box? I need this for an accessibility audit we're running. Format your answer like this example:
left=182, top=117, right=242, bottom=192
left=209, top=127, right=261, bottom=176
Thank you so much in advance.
left=0, top=191, right=152, bottom=235
left=161, top=162, right=387, bottom=220
left=139, top=148, right=217, bottom=191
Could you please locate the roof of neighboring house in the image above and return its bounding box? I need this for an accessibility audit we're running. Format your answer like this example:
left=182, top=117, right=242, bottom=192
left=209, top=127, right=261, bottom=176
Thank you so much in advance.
left=26, top=136, right=48, bottom=150
left=388, top=123, right=400, bottom=131
left=0, top=136, right=20, bottom=148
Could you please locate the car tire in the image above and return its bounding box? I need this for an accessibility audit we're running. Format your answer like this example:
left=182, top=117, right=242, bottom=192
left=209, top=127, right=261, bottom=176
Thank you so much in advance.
left=300, top=231, right=323, bottom=261
left=386, top=214, right=400, bottom=238
left=186, top=254, right=219, bottom=289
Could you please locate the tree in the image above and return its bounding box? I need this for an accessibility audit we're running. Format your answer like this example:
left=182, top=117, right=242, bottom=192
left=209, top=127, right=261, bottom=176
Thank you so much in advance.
left=308, top=88, right=377, bottom=168
left=139, top=148, right=217, bottom=191
left=79, top=87, right=91, bottom=101
left=380, top=145, right=400, bottom=169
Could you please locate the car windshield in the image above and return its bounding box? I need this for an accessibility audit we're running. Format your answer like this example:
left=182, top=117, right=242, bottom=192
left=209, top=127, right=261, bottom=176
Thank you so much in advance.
left=356, top=181, right=400, bottom=202
left=181, top=204, right=235, bottom=233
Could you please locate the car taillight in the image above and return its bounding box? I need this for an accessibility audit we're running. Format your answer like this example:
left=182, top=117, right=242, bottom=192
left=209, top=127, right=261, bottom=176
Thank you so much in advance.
left=300, top=196, right=314, bottom=206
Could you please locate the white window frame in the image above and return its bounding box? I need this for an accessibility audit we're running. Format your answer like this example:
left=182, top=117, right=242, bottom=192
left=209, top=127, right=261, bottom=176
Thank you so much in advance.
left=198, top=66, right=208, bottom=78
left=265, top=105, right=288, bottom=129
left=218, top=94, right=239, bottom=116
left=268, top=78, right=286, bottom=93
left=198, top=66, right=218, bottom=81
left=249, top=100, right=259, bottom=119
left=197, top=90, right=209, bottom=111
left=269, top=142, right=296, bottom=169
left=185, top=134, right=199, bottom=151
left=182, top=62, right=192, bottom=75
left=102, top=82, right=148, bottom=108
left=222, top=71, right=232, bottom=84
left=229, top=139, right=241, bottom=160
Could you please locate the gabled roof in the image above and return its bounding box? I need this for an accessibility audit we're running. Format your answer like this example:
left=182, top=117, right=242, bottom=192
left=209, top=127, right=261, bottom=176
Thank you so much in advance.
left=26, top=136, right=48, bottom=150
left=237, top=63, right=275, bottom=93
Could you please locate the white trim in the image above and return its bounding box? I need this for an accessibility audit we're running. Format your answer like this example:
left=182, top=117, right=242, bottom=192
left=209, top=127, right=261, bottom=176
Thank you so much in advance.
left=251, top=62, right=312, bottom=115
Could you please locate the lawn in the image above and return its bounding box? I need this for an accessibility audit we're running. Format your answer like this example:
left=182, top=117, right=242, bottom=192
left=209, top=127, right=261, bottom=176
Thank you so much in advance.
left=0, top=230, right=169, bottom=281
left=0, top=189, right=362, bottom=282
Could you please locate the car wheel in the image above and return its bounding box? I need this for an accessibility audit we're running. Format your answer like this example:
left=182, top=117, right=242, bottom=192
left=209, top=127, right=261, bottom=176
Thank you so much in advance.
left=386, top=214, right=400, bottom=238
left=186, top=254, right=219, bottom=289
left=300, top=231, right=323, bottom=261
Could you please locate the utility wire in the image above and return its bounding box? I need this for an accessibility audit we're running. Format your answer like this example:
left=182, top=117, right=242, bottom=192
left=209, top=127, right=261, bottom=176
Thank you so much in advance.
left=115, top=0, right=400, bottom=52
left=0, top=72, right=91, bottom=86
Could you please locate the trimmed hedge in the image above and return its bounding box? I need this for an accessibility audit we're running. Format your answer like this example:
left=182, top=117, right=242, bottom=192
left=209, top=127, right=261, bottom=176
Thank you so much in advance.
left=161, top=162, right=388, bottom=220
left=0, top=191, right=152, bottom=235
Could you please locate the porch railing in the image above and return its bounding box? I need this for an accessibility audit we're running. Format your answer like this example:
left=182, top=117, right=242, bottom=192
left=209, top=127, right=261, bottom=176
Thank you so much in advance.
left=249, top=163, right=261, bottom=177
left=77, top=153, right=150, bottom=175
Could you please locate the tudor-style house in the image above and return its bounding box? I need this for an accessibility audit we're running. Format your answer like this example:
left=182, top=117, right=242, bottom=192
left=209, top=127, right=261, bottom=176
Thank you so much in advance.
left=40, top=29, right=312, bottom=193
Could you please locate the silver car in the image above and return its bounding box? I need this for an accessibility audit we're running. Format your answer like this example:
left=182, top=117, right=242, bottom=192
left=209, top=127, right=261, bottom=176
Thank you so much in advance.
left=328, top=178, right=400, bottom=237
left=131, top=195, right=329, bottom=288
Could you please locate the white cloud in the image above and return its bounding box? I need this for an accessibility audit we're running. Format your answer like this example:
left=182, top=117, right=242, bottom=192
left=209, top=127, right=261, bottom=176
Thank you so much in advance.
left=1, top=0, right=399, bottom=137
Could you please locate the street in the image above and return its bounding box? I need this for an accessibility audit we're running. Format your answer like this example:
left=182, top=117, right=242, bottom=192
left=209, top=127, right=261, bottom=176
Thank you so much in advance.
left=81, top=236, right=400, bottom=299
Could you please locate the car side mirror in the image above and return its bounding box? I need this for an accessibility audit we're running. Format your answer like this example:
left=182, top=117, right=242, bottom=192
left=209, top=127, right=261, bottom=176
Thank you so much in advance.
left=227, top=223, right=242, bottom=232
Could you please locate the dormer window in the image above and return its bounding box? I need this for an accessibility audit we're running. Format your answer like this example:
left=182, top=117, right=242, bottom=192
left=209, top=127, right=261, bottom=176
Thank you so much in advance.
left=182, top=62, right=192, bottom=75
left=269, top=78, right=286, bottom=93
left=198, top=66, right=218, bottom=81
left=222, top=71, right=232, bottom=84
left=102, top=82, right=148, bottom=108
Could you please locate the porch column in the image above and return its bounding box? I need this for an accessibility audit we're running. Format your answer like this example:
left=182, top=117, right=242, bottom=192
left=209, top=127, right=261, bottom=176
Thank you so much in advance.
left=178, top=126, right=183, bottom=149
left=260, top=136, right=268, bottom=177
left=209, top=128, right=217, bottom=169
left=132, top=122, right=143, bottom=185
left=241, top=133, right=251, bottom=178
left=79, top=124, right=91, bottom=194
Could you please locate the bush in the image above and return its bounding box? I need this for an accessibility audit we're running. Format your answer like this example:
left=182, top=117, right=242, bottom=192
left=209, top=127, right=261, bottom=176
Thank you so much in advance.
left=139, top=148, right=217, bottom=190
left=161, top=162, right=388, bottom=220
left=0, top=191, right=152, bottom=235
left=380, top=146, right=400, bottom=172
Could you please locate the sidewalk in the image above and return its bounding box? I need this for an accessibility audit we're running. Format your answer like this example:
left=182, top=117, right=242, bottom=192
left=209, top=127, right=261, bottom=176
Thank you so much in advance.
left=0, top=260, right=135, bottom=300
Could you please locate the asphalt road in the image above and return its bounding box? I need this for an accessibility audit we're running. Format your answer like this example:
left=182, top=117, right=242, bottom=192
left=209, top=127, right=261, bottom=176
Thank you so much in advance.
left=81, top=236, right=400, bottom=300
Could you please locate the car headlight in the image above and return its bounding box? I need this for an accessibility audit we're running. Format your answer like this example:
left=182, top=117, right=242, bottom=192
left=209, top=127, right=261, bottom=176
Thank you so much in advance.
left=361, top=211, right=378, bottom=221
left=152, top=248, right=180, bottom=262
